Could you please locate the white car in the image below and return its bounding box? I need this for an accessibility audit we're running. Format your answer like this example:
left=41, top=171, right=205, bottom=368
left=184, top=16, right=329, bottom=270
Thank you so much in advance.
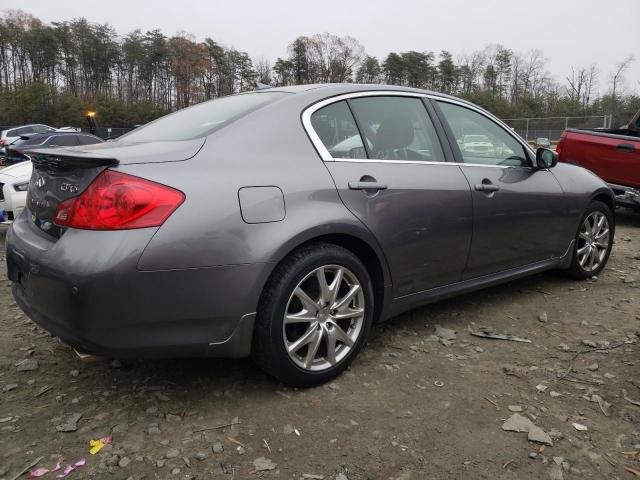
left=0, top=124, right=57, bottom=157
left=462, top=134, right=495, bottom=156
left=0, top=161, right=32, bottom=222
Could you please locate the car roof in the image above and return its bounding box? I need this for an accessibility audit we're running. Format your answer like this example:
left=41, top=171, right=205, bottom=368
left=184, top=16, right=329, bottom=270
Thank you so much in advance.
left=267, top=83, right=460, bottom=101
left=262, top=83, right=483, bottom=116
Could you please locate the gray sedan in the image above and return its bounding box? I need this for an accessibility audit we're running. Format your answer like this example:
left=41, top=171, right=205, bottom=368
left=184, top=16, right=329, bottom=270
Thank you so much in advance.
left=6, top=84, right=615, bottom=387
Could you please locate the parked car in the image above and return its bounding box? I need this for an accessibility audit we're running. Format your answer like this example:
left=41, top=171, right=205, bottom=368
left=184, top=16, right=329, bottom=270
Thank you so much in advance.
left=462, top=134, right=494, bottom=156
left=0, top=124, right=57, bottom=158
left=557, top=109, right=640, bottom=211
left=0, top=161, right=33, bottom=221
left=0, top=133, right=103, bottom=221
left=4, top=132, right=103, bottom=166
left=6, top=85, right=615, bottom=387
left=536, top=137, right=551, bottom=149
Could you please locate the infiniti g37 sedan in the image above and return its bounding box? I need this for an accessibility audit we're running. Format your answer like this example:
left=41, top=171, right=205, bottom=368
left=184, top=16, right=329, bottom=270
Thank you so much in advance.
left=6, top=84, right=615, bottom=387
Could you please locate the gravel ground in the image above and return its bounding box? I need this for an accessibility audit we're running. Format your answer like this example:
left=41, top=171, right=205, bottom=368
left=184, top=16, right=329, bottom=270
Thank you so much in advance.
left=1, top=209, right=639, bottom=480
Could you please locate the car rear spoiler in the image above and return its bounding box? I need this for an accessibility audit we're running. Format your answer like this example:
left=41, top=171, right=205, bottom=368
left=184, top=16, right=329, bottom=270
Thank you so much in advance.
left=27, top=148, right=119, bottom=169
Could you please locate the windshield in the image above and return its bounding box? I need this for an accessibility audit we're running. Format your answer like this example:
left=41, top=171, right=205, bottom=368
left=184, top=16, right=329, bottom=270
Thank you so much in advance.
left=120, top=92, right=287, bottom=142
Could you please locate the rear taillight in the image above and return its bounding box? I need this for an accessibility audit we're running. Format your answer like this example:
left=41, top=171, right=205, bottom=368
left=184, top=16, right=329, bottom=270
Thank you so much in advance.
left=0, top=139, right=5, bottom=146
left=54, top=170, right=185, bottom=230
left=556, top=132, right=567, bottom=158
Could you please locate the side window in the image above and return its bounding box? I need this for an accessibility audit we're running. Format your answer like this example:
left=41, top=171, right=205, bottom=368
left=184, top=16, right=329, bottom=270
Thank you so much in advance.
left=33, top=125, right=54, bottom=134
left=437, top=101, right=529, bottom=167
left=310, top=101, right=365, bottom=159
left=48, top=135, right=78, bottom=147
left=349, top=96, right=444, bottom=162
left=77, top=135, right=102, bottom=145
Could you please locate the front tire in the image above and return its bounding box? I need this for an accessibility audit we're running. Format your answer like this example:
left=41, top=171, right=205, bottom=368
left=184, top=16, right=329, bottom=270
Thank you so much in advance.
left=567, top=200, right=614, bottom=279
left=252, top=243, right=374, bottom=387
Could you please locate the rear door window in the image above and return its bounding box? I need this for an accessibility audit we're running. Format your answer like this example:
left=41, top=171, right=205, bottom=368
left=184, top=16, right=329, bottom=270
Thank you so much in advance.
left=349, top=96, right=445, bottom=162
left=77, top=135, right=102, bottom=145
left=310, top=101, right=366, bottom=159
left=48, top=135, right=78, bottom=147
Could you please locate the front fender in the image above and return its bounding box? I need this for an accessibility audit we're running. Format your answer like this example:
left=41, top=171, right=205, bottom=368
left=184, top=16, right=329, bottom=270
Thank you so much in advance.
left=551, top=162, right=615, bottom=244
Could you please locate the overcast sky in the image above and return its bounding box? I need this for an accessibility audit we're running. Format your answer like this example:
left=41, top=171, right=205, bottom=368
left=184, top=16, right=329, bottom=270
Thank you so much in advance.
left=3, top=0, right=639, bottom=94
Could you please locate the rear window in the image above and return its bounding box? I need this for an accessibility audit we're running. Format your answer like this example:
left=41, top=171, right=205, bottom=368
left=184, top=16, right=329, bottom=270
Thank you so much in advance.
left=9, top=127, right=32, bottom=136
left=120, top=92, right=287, bottom=142
left=11, top=135, right=48, bottom=147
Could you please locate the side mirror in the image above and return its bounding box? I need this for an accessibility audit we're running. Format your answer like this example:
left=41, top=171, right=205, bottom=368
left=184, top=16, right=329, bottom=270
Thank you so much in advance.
left=536, top=147, right=558, bottom=169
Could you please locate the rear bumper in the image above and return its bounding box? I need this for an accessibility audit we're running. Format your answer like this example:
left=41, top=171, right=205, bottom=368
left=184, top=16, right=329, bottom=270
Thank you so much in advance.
left=608, top=182, right=640, bottom=210
left=6, top=214, right=270, bottom=358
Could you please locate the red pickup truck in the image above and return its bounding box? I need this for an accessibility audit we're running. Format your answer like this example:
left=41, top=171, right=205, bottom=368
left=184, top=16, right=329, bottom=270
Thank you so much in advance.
left=557, top=110, right=640, bottom=211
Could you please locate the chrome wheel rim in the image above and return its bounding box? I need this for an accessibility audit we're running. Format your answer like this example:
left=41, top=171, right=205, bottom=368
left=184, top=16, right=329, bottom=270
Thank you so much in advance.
left=577, top=211, right=610, bottom=272
left=283, top=265, right=365, bottom=372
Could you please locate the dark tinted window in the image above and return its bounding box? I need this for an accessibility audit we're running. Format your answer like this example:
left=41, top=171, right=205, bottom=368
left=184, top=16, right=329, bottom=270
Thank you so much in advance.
left=48, top=135, right=78, bottom=147
left=310, top=101, right=365, bottom=159
left=77, top=135, right=103, bottom=145
left=120, top=92, right=286, bottom=142
left=437, top=101, right=528, bottom=167
left=349, top=97, right=444, bottom=162
left=10, top=135, right=49, bottom=147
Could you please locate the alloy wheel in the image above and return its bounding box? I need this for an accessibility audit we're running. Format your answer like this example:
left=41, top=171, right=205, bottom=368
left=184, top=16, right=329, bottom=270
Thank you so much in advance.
left=576, top=211, right=610, bottom=272
left=282, top=265, right=365, bottom=372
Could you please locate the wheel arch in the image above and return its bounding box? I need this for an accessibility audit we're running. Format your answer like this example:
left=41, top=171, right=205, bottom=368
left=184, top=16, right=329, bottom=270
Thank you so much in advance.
left=590, top=188, right=616, bottom=217
left=263, top=225, right=392, bottom=324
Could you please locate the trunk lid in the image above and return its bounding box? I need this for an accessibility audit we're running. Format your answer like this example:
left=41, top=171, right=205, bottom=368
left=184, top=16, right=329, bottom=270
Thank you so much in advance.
left=24, top=138, right=203, bottom=239
left=53, top=137, right=205, bottom=165
left=26, top=150, right=117, bottom=239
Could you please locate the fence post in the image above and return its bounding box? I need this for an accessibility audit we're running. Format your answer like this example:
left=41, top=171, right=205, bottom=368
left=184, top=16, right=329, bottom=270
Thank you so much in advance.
left=525, top=118, right=529, bottom=141
left=565, top=117, right=569, bottom=130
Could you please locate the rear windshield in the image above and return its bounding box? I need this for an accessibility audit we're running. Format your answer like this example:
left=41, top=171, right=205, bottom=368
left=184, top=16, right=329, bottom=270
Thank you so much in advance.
left=119, top=92, right=287, bottom=142
left=11, top=135, right=48, bottom=147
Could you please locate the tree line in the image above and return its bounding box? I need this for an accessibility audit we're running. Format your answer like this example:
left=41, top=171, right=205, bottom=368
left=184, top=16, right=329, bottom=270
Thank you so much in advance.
left=0, top=10, right=637, bottom=129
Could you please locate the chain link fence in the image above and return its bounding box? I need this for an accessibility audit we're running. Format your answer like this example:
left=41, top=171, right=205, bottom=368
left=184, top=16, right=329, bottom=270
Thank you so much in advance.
left=501, top=115, right=609, bottom=143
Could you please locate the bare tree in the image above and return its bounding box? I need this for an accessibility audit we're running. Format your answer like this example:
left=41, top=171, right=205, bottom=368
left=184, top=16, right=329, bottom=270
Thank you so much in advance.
left=566, top=66, right=587, bottom=104
left=610, top=54, right=634, bottom=123
left=582, top=64, right=598, bottom=111
left=253, top=56, right=272, bottom=85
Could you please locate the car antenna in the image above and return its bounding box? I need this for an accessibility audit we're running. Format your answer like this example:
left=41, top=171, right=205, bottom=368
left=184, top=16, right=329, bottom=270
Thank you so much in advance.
left=255, top=82, right=273, bottom=90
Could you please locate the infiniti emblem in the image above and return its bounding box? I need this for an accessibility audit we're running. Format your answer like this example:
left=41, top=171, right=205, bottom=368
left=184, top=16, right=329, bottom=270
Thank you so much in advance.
left=35, top=175, right=45, bottom=188
left=61, top=183, right=79, bottom=193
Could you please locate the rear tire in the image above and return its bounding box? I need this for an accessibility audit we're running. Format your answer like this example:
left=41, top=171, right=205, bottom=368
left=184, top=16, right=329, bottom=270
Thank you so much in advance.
left=567, top=200, right=614, bottom=279
left=252, top=243, right=374, bottom=388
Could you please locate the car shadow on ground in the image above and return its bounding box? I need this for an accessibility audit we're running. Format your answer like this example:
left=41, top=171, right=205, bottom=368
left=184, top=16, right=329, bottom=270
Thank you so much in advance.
left=74, top=268, right=567, bottom=397
left=615, top=207, right=640, bottom=228
left=20, top=208, right=639, bottom=402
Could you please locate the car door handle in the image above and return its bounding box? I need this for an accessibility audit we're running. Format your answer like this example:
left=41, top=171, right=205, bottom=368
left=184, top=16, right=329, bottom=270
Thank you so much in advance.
left=617, top=143, right=636, bottom=153
left=474, top=183, right=500, bottom=192
left=348, top=181, right=388, bottom=191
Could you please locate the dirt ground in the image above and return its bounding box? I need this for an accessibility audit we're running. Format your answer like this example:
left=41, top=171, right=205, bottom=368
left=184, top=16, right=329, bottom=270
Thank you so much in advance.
left=1, top=210, right=639, bottom=480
